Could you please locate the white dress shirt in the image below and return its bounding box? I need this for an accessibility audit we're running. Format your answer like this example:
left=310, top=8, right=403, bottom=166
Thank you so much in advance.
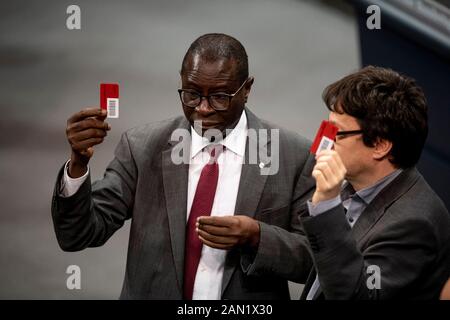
left=60, top=110, right=248, bottom=300
left=59, top=160, right=89, bottom=197
left=187, top=110, right=247, bottom=299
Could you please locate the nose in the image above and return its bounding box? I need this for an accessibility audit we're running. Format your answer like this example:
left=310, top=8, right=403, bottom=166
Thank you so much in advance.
left=196, top=96, right=215, bottom=116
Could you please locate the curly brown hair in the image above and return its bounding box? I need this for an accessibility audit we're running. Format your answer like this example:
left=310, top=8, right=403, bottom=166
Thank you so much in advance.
left=323, top=66, right=428, bottom=169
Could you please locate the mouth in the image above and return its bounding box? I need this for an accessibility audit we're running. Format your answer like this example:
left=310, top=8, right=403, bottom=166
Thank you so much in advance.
left=201, top=121, right=219, bottom=128
left=193, top=119, right=221, bottom=129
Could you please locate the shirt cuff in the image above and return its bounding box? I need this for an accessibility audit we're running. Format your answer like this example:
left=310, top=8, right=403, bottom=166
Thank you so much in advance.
left=59, top=159, right=89, bottom=198
left=307, top=195, right=341, bottom=216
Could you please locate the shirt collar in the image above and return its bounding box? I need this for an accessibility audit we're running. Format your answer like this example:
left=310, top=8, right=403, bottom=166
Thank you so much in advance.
left=190, top=110, right=248, bottom=159
left=342, top=169, right=403, bottom=205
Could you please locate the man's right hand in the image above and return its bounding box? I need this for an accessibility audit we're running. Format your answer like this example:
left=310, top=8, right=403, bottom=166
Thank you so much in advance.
left=66, top=107, right=111, bottom=178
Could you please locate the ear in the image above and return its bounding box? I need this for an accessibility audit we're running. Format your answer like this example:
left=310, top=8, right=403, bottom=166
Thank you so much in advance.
left=373, top=138, right=392, bottom=161
left=244, top=77, right=254, bottom=103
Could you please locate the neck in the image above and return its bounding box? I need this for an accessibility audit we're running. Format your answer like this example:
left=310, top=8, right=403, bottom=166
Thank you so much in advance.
left=348, top=161, right=398, bottom=192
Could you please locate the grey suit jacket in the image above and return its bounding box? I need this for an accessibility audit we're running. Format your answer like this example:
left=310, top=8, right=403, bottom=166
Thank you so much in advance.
left=51, top=108, right=315, bottom=299
left=299, top=167, right=450, bottom=299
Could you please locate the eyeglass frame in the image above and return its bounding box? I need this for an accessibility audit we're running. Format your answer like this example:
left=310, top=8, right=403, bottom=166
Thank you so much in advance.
left=177, top=78, right=249, bottom=111
left=334, top=130, right=363, bottom=141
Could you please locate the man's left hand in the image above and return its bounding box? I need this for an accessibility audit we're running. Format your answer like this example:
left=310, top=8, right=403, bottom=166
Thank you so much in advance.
left=311, top=149, right=346, bottom=204
left=196, top=215, right=260, bottom=250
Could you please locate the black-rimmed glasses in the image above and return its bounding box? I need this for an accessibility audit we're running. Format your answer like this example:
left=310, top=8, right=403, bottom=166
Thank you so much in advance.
left=178, top=79, right=248, bottom=111
left=334, top=130, right=363, bottom=141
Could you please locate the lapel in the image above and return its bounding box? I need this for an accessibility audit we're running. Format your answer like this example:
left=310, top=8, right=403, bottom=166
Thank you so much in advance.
left=350, top=167, right=420, bottom=243
left=161, top=117, right=191, bottom=294
left=221, top=107, right=271, bottom=295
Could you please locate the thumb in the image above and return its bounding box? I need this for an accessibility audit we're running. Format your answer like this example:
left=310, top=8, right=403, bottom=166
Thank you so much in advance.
left=312, top=169, right=328, bottom=191
left=80, top=147, right=94, bottom=158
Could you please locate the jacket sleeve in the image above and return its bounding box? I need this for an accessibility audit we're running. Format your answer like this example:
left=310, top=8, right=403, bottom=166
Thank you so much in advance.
left=301, top=204, right=438, bottom=299
left=51, top=132, right=137, bottom=251
left=241, top=153, right=315, bottom=283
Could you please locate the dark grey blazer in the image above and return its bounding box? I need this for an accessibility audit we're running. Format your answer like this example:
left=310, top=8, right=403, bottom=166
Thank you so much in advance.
left=51, top=108, right=315, bottom=299
left=299, top=167, right=450, bottom=300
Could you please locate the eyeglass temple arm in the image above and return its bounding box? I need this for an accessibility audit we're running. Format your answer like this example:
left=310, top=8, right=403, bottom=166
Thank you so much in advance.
left=336, top=130, right=363, bottom=136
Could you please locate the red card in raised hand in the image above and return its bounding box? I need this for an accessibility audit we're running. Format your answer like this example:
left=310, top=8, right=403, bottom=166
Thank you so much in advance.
left=100, top=83, right=119, bottom=118
left=310, top=120, right=338, bottom=154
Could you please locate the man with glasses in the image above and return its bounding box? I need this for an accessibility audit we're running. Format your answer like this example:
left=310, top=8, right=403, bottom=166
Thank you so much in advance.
left=297, top=66, right=450, bottom=299
left=51, top=33, right=315, bottom=299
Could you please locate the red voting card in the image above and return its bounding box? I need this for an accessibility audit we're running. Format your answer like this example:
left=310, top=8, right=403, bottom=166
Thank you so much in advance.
left=310, top=120, right=339, bottom=154
left=100, top=83, right=119, bottom=118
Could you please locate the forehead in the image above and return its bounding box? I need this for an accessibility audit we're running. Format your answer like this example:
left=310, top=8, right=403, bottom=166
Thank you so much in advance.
left=182, top=54, right=238, bottom=83
left=329, top=110, right=360, bottom=130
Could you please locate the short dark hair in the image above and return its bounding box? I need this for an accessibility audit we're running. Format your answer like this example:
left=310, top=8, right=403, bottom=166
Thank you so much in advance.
left=181, top=33, right=249, bottom=83
left=323, top=65, right=428, bottom=168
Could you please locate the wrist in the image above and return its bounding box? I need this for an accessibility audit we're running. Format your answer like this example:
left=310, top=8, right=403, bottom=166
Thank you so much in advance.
left=247, top=221, right=261, bottom=249
left=68, top=156, right=88, bottom=178
left=312, top=190, right=340, bottom=205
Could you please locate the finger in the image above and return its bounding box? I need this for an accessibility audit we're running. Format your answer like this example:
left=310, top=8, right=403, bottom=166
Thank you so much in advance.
left=79, top=147, right=94, bottom=158
left=327, top=153, right=346, bottom=179
left=197, top=223, right=230, bottom=236
left=314, top=162, right=334, bottom=182
left=332, top=151, right=347, bottom=175
left=197, top=229, right=237, bottom=245
left=95, top=112, right=108, bottom=122
left=315, top=161, right=344, bottom=187
left=315, top=149, right=334, bottom=160
left=70, top=128, right=108, bottom=142
left=72, top=137, right=104, bottom=151
left=317, top=152, right=346, bottom=180
left=316, top=155, right=340, bottom=177
left=68, top=118, right=111, bottom=132
left=198, top=234, right=231, bottom=250
left=68, top=108, right=106, bottom=124
left=197, top=216, right=234, bottom=228
left=315, top=148, right=327, bottom=156
left=312, top=169, right=329, bottom=190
